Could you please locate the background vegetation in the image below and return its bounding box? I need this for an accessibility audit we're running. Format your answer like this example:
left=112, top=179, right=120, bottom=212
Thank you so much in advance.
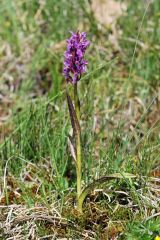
left=0, top=0, right=159, bottom=239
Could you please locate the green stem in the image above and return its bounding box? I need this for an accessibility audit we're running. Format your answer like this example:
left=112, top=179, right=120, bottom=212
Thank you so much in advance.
left=74, top=83, right=80, bottom=120
left=74, top=83, right=82, bottom=212
left=76, top=133, right=81, bottom=197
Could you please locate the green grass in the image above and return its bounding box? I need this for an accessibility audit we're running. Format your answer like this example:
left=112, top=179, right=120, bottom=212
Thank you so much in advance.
left=0, top=0, right=159, bottom=239
left=124, top=218, right=160, bottom=240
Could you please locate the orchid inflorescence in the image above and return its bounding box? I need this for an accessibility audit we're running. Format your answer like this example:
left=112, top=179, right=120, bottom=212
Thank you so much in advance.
left=63, top=31, right=90, bottom=84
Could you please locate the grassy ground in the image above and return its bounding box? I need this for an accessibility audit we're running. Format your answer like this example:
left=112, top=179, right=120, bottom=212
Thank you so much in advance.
left=0, top=0, right=160, bottom=239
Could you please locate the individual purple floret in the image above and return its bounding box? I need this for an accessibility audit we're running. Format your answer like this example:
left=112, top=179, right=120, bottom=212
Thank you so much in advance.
left=63, top=31, right=90, bottom=84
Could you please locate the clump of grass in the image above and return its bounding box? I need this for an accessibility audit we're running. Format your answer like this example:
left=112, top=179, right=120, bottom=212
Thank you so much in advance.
left=124, top=218, right=160, bottom=240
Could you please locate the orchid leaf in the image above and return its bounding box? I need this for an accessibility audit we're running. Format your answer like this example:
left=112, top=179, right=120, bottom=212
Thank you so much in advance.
left=67, top=136, right=77, bottom=163
left=78, top=173, right=136, bottom=212
left=66, top=92, right=81, bottom=136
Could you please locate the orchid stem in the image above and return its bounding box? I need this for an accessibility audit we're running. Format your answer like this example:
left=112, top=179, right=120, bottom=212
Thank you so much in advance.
left=74, top=83, right=82, bottom=212
left=74, top=83, right=80, bottom=120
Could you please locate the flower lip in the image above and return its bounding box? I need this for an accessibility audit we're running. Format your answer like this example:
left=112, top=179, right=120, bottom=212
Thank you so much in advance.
left=63, top=31, right=90, bottom=84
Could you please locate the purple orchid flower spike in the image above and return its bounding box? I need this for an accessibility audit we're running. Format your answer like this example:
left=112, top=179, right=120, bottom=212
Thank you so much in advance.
left=63, top=31, right=90, bottom=84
